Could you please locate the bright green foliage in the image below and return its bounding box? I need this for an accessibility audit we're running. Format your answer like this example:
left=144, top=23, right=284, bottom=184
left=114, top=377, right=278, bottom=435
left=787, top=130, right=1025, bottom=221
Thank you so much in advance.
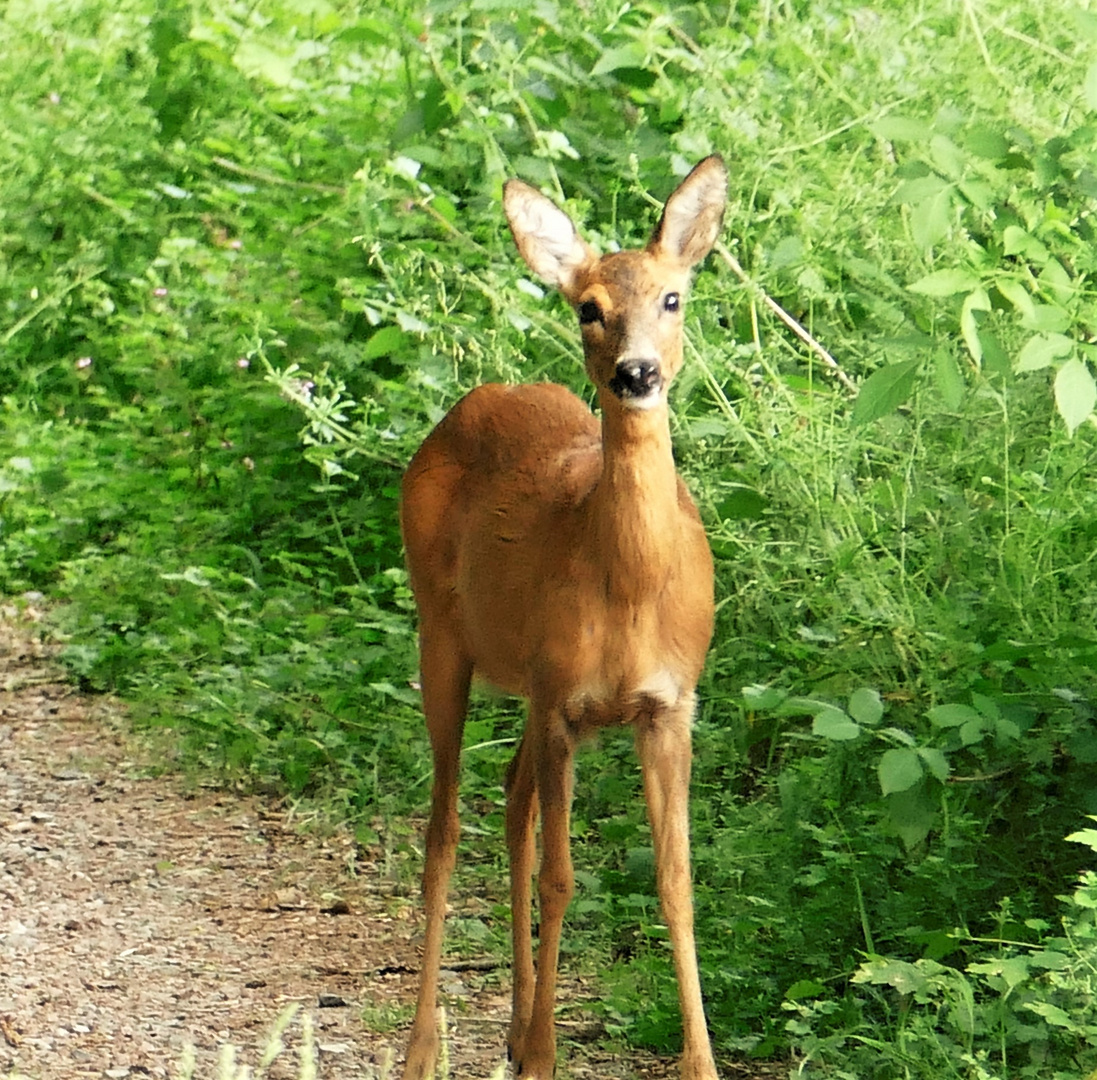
left=3, top=0, right=1097, bottom=1075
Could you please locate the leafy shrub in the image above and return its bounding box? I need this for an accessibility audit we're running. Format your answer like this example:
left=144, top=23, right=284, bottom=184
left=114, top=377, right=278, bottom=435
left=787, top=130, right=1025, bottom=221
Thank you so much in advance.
left=3, top=0, right=1097, bottom=1075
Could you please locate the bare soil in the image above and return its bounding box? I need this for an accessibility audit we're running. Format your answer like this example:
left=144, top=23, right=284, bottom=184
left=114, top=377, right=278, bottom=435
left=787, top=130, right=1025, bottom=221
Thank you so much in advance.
left=0, top=605, right=776, bottom=1080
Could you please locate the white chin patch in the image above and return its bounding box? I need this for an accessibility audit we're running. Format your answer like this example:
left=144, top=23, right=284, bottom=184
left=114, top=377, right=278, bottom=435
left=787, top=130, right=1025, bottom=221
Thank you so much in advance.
left=621, top=388, right=665, bottom=410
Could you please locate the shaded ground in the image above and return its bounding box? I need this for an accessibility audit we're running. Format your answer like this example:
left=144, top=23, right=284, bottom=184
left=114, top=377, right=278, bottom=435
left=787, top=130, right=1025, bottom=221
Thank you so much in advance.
left=0, top=605, right=778, bottom=1080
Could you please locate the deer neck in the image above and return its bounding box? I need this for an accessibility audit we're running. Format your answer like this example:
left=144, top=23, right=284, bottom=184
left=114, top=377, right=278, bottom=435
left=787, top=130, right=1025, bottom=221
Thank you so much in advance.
left=590, top=398, right=682, bottom=595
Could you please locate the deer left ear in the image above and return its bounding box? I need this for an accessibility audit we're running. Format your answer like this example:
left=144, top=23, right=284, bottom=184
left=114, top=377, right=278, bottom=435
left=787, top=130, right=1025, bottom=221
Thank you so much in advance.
left=648, top=156, right=728, bottom=268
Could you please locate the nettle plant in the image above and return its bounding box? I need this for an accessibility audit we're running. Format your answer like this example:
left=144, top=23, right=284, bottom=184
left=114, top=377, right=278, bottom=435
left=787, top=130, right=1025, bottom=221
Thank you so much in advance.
left=742, top=684, right=1034, bottom=849
left=857, top=113, right=1097, bottom=434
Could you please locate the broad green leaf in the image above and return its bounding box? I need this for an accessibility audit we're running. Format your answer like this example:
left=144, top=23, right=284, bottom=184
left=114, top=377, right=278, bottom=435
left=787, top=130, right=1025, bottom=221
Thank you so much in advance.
left=960, top=288, right=991, bottom=364
left=1066, top=826, right=1097, bottom=850
left=969, top=956, right=1031, bottom=989
left=929, top=135, right=965, bottom=179
left=911, top=188, right=951, bottom=249
left=717, top=487, right=769, bottom=520
left=971, top=693, right=1000, bottom=720
left=1054, top=358, right=1096, bottom=436
left=933, top=350, right=965, bottom=409
left=1002, top=225, right=1048, bottom=262
left=813, top=708, right=862, bottom=741
left=852, top=957, right=931, bottom=993
left=881, top=726, right=916, bottom=747
left=1016, top=332, right=1073, bottom=372
left=960, top=718, right=985, bottom=746
left=1039, top=258, right=1074, bottom=305
left=1029, top=950, right=1070, bottom=970
left=965, top=124, right=1009, bottom=159
left=997, top=278, right=1035, bottom=321
left=848, top=687, right=884, bottom=726
left=363, top=325, right=408, bottom=362
left=870, top=115, right=931, bottom=142
left=369, top=680, right=422, bottom=706
left=1025, top=1002, right=1073, bottom=1028
left=907, top=268, right=980, bottom=296
left=592, top=42, right=647, bottom=76
left=995, top=717, right=1021, bottom=742
left=742, top=684, right=787, bottom=711
left=851, top=358, right=921, bottom=425
left=885, top=786, right=936, bottom=849
left=1021, top=303, right=1071, bottom=333
left=917, top=747, right=951, bottom=782
left=892, top=175, right=949, bottom=204
left=879, top=748, right=923, bottom=795
left=233, top=41, right=297, bottom=87
left=785, top=979, right=826, bottom=1000
left=1086, top=62, right=1097, bottom=111
left=927, top=703, right=981, bottom=728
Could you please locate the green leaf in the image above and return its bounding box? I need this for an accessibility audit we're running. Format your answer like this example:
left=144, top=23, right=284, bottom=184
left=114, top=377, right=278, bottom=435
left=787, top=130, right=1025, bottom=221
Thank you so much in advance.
left=1086, top=62, right=1097, bottom=111
left=965, top=124, right=1009, bottom=159
left=1016, top=332, right=1073, bottom=372
left=592, top=42, right=647, bottom=76
left=960, top=719, right=985, bottom=746
left=885, top=787, right=936, bottom=849
left=1025, top=1001, right=1073, bottom=1029
left=851, top=358, right=921, bottom=425
left=813, top=708, right=862, bottom=741
left=933, top=350, right=965, bottom=409
left=1022, top=303, right=1071, bottom=333
left=1054, top=358, right=1096, bottom=436
left=870, top=115, right=931, bottom=142
left=848, top=687, right=884, bottom=726
left=907, top=268, right=980, bottom=296
left=892, top=175, right=950, bottom=204
left=1066, top=826, right=1097, bottom=851
left=879, top=747, right=924, bottom=795
left=1002, top=225, right=1048, bottom=262
left=853, top=957, right=929, bottom=992
left=716, top=487, right=769, bottom=520
left=742, top=684, right=787, bottom=712
left=233, top=41, right=297, bottom=87
left=997, top=278, right=1036, bottom=321
left=927, top=703, right=981, bottom=728
left=929, top=135, right=965, bottom=179
left=362, top=325, right=409, bottom=362
left=917, top=747, right=951, bottom=782
left=960, top=288, right=992, bottom=364
left=910, top=187, right=951, bottom=249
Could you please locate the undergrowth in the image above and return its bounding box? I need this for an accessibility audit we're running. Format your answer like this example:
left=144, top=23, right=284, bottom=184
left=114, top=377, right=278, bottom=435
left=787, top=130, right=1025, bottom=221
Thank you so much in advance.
left=3, top=0, right=1097, bottom=1075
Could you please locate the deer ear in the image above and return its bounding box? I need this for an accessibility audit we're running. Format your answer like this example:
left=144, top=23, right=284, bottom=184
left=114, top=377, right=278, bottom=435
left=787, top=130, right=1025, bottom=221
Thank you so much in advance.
left=648, top=156, right=728, bottom=268
left=504, top=180, right=596, bottom=298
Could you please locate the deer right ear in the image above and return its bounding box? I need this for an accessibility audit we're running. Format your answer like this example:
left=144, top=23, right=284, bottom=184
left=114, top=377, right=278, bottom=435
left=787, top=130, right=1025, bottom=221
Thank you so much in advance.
left=504, top=180, right=596, bottom=298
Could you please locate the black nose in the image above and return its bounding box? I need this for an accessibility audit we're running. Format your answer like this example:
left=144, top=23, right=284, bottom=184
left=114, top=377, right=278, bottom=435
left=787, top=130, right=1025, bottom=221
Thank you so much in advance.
left=609, top=359, right=662, bottom=400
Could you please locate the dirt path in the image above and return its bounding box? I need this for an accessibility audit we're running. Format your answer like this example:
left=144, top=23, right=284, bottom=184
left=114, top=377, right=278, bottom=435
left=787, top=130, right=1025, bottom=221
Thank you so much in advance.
left=0, top=606, right=770, bottom=1080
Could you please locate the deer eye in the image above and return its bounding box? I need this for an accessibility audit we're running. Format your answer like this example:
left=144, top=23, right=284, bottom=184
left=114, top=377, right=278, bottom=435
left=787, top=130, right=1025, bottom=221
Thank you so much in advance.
left=578, top=299, right=603, bottom=325
left=663, top=292, right=681, bottom=313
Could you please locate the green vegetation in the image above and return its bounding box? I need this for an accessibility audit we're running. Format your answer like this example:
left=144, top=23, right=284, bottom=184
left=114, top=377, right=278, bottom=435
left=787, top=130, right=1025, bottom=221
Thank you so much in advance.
left=3, top=0, right=1097, bottom=1076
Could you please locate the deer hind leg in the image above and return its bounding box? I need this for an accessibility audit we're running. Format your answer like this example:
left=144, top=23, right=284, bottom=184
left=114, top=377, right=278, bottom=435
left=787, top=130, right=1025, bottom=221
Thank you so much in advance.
left=401, top=627, right=473, bottom=1080
left=635, top=702, right=718, bottom=1080
left=511, top=707, right=575, bottom=1079
left=504, top=731, right=539, bottom=1062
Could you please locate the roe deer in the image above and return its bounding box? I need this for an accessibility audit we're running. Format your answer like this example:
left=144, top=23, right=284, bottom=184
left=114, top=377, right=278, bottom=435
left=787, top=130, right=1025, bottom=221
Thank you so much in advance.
left=399, top=155, right=727, bottom=1080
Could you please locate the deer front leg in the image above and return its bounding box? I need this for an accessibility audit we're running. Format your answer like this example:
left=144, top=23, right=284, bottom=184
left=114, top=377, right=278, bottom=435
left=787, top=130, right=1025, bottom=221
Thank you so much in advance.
left=505, top=732, right=539, bottom=1060
left=636, top=701, right=718, bottom=1080
left=512, top=708, right=575, bottom=1079
left=402, top=633, right=472, bottom=1080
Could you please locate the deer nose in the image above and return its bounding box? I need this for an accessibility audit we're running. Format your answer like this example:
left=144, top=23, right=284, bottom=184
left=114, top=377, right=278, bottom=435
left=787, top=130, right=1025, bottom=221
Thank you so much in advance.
left=610, top=359, right=662, bottom=400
